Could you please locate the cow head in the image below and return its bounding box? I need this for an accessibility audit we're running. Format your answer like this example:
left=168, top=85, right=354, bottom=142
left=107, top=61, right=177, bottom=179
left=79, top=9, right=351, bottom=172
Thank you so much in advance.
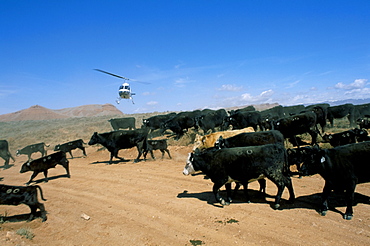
left=214, top=136, right=225, bottom=149
left=299, top=145, right=326, bottom=176
left=54, top=144, right=61, bottom=151
left=183, top=152, right=196, bottom=175
left=88, top=132, right=99, bottom=145
left=20, top=161, right=32, bottom=173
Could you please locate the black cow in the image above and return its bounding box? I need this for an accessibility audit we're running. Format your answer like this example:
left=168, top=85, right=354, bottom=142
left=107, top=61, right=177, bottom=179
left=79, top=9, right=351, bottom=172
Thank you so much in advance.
left=0, top=184, right=47, bottom=221
left=0, top=140, right=15, bottom=167
left=260, top=106, right=285, bottom=130
left=142, top=113, right=177, bottom=132
left=272, top=111, right=319, bottom=146
left=213, top=130, right=284, bottom=196
left=20, top=151, right=70, bottom=185
left=108, top=117, right=136, bottom=131
left=327, top=103, right=355, bottom=127
left=353, top=103, right=370, bottom=122
left=183, top=144, right=295, bottom=208
left=299, top=142, right=370, bottom=220
left=224, top=110, right=264, bottom=132
left=304, top=104, right=329, bottom=133
left=162, top=110, right=208, bottom=139
left=357, top=117, right=370, bottom=129
left=322, top=130, right=357, bottom=147
left=353, top=128, right=370, bottom=142
left=88, top=129, right=148, bottom=164
left=282, top=105, right=305, bottom=116
left=140, top=139, right=172, bottom=160
left=214, top=130, right=284, bottom=149
left=54, top=139, right=87, bottom=158
left=196, top=109, right=228, bottom=133
left=16, top=142, right=49, bottom=161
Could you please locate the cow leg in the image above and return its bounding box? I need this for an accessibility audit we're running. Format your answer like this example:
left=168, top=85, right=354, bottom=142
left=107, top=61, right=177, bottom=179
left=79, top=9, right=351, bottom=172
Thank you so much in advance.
left=225, top=183, right=233, bottom=203
left=242, top=182, right=252, bottom=203
left=258, top=179, right=266, bottom=195
left=319, top=183, right=332, bottom=216
left=68, top=151, right=74, bottom=159
left=343, top=182, right=356, bottom=220
left=160, top=150, right=165, bottom=159
left=27, top=204, right=37, bottom=221
left=150, top=150, right=156, bottom=160
left=266, top=176, right=291, bottom=209
left=81, top=147, right=87, bottom=156
left=212, top=181, right=229, bottom=206
left=232, top=182, right=241, bottom=199
left=165, top=149, right=172, bottom=159
left=309, top=130, right=318, bottom=145
left=43, top=170, right=49, bottom=183
left=284, top=176, right=295, bottom=203
left=63, top=160, right=71, bottom=178
left=134, top=146, right=144, bottom=163
left=26, top=171, right=40, bottom=185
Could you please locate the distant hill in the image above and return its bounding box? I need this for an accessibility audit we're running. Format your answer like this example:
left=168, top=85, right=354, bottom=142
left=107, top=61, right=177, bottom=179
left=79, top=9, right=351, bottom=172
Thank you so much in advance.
left=0, top=104, right=124, bottom=122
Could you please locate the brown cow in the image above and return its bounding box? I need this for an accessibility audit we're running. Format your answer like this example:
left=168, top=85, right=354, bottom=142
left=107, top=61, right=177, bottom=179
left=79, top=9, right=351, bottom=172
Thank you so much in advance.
left=193, top=127, right=254, bottom=150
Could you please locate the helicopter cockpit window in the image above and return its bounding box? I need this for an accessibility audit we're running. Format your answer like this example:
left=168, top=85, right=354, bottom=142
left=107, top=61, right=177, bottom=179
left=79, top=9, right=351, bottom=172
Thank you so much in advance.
left=119, top=85, right=124, bottom=90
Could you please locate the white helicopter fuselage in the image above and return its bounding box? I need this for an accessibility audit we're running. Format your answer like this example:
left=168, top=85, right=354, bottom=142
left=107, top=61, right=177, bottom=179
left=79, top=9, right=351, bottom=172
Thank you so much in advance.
left=118, top=82, right=132, bottom=99
left=117, top=82, right=135, bottom=104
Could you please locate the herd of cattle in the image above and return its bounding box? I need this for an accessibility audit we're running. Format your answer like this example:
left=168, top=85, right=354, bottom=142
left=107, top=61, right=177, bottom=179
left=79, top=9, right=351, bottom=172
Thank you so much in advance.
left=1, top=102, right=370, bottom=222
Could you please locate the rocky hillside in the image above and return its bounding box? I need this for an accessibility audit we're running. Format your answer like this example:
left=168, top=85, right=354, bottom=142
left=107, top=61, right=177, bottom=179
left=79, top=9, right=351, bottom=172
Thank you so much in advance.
left=0, top=104, right=124, bottom=122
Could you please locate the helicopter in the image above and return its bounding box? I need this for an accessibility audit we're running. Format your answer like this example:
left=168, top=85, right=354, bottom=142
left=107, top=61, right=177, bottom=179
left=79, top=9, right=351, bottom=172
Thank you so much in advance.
left=94, top=69, right=148, bottom=104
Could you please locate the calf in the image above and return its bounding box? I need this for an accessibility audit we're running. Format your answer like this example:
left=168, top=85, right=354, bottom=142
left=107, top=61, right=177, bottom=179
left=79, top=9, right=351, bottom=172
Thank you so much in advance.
left=54, top=139, right=87, bottom=158
left=0, top=140, right=15, bottom=167
left=0, top=184, right=47, bottom=221
left=20, top=151, right=70, bottom=185
left=183, top=144, right=295, bottom=208
left=299, top=142, right=370, bottom=220
left=141, top=139, right=172, bottom=160
left=272, top=111, right=319, bottom=146
left=16, top=142, right=49, bottom=161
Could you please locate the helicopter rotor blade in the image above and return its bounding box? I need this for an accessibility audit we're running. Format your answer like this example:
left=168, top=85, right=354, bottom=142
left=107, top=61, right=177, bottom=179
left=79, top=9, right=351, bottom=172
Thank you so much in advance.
left=94, top=69, right=130, bottom=80
left=94, top=69, right=151, bottom=84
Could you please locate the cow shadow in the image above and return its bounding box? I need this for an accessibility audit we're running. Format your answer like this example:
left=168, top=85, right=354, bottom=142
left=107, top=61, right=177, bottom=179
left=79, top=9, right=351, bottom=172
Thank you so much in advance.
left=0, top=164, right=14, bottom=170
left=282, top=191, right=370, bottom=217
left=177, top=189, right=275, bottom=208
left=29, top=174, right=70, bottom=184
left=0, top=211, right=45, bottom=223
left=90, top=159, right=132, bottom=165
left=177, top=189, right=370, bottom=215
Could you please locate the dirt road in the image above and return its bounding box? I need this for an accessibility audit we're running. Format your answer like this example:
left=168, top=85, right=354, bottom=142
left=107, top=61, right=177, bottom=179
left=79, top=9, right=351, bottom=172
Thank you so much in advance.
left=1, top=146, right=369, bottom=245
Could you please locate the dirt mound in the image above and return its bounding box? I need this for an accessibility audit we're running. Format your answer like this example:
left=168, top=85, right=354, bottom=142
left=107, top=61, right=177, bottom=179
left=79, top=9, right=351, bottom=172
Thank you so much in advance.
left=0, top=104, right=123, bottom=122
left=0, top=105, right=68, bottom=122
left=54, top=104, right=123, bottom=117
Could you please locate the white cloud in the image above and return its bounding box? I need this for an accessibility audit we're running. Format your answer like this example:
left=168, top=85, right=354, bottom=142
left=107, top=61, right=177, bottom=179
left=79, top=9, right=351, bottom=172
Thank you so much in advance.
left=334, top=79, right=368, bottom=90
left=240, top=89, right=274, bottom=103
left=146, top=101, right=158, bottom=106
left=217, top=84, right=243, bottom=91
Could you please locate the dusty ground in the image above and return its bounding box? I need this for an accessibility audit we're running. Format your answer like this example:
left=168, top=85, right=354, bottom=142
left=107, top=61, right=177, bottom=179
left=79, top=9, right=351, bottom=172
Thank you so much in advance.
left=0, top=144, right=369, bottom=246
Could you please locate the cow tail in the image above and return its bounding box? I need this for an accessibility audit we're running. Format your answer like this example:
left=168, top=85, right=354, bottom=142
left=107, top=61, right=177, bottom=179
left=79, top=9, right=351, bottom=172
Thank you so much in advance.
left=36, top=185, right=47, bottom=201
left=8, top=151, right=15, bottom=162
left=283, top=149, right=291, bottom=177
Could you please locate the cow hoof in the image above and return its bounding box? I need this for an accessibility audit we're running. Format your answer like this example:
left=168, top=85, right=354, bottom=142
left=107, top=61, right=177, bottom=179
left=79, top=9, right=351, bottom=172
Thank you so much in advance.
left=274, top=204, right=280, bottom=209
left=319, top=210, right=327, bottom=216
left=220, top=199, right=230, bottom=206
left=343, top=214, right=353, bottom=220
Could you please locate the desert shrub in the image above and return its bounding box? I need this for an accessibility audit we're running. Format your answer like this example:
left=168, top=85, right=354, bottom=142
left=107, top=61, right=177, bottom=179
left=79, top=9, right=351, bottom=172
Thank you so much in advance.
left=16, top=227, right=35, bottom=240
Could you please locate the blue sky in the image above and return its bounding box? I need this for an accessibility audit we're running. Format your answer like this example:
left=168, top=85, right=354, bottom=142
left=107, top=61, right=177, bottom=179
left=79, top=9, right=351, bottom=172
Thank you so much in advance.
left=1, top=1, right=369, bottom=115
